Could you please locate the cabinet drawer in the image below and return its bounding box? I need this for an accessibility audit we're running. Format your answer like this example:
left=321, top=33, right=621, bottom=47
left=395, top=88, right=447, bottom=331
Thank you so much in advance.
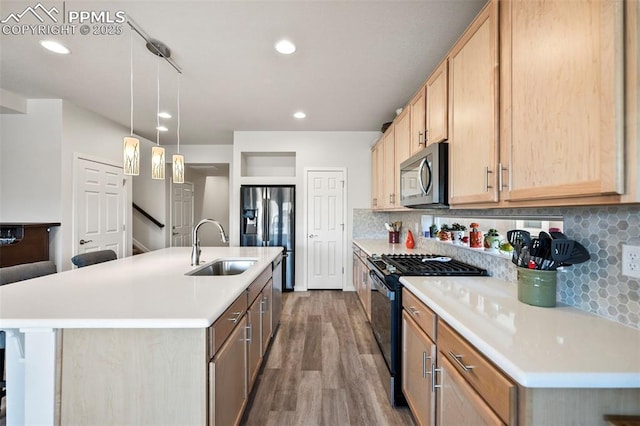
left=209, top=294, right=248, bottom=358
left=402, top=288, right=436, bottom=341
left=437, top=320, right=516, bottom=425
left=248, top=267, right=271, bottom=305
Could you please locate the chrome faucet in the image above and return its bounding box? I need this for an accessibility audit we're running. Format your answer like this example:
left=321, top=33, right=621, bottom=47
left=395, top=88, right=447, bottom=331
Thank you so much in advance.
left=191, top=219, right=229, bottom=266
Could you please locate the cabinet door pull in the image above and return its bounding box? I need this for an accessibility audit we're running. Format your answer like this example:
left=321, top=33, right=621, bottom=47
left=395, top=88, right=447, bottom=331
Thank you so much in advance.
left=422, top=352, right=431, bottom=378
left=498, top=163, right=509, bottom=191
left=418, top=131, right=424, bottom=146
left=431, top=362, right=442, bottom=392
left=407, top=306, right=420, bottom=316
left=484, top=166, right=493, bottom=192
left=245, top=324, right=253, bottom=343
left=228, top=311, right=243, bottom=324
left=448, top=351, right=474, bottom=373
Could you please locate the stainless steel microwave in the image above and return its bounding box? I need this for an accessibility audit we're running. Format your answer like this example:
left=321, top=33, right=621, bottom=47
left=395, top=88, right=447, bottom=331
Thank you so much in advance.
left=399, top=142, right=448, bottom=208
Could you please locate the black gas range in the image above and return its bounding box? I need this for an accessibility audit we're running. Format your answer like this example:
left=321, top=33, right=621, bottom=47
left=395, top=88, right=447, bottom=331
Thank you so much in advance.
left=366, top=253, right=486, bottom=406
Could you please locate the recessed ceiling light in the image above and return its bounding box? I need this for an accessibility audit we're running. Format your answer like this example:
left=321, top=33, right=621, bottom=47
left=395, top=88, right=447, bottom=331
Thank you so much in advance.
left=39, top=40, right=71, bottom=55
left=156, top=126, right=169, bottom=132
left=158, top=112, right=172, bottom=119
left=275, top=40, right=296, bottom=55
left=293, top=111, right=306, bottom=119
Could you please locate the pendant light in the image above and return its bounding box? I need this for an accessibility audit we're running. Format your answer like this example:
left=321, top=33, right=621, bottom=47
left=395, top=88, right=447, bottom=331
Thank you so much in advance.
left=123, top=29, right=140, bottom=176
left=151, top=55, right=165, bottom=180
left=172, top=74, right=185, bottom=184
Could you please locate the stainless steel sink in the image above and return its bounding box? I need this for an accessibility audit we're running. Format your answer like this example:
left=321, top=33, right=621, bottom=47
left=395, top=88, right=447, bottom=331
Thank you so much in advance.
left=186, top=259, right=257, bottom=276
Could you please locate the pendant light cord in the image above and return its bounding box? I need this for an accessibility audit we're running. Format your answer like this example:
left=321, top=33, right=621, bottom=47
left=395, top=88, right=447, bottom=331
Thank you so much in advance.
left=156, top=55, right=160, bottom=146
left=130, top=29, right=134, bottom=136
left=177, top=74, right=181, bottom=154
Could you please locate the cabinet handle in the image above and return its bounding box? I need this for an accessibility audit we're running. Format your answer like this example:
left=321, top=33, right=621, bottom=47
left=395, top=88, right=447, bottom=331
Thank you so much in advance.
left=431, top=362, right=442, bottom=392
left=418, top=131, right=424, bottom=146
left=245, top=324, right=253, bottom=343
left=422, top=352, right=431, bottom=378
left=425, top=129, right=429, bottom=143
left=498, top=163, right=509, bottom=192
left=448, top=351, right=474, bottom=373
left=227, top=311, right=243, bottom=324
left=407, top=306, right=420, bottom=316
left=372, top=198, right=377, bottom=207
left=484, top=166, right=493, bottom=192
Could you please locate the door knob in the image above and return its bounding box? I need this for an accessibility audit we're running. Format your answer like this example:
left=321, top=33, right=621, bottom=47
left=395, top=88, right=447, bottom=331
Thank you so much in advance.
left=79, top=239, right=93, bottom=245
left=308, top=234, right=318, bottom=238
left=172, top=232, right=179, bottom=236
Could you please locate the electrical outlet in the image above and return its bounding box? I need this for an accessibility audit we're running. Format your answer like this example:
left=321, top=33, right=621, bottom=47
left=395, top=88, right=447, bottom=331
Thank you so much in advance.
left=622, top=244, right=640, bottom=279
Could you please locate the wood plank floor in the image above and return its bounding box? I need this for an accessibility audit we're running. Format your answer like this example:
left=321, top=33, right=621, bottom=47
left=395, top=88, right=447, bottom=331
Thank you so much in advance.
left=242, top=291, right=415, bottom=426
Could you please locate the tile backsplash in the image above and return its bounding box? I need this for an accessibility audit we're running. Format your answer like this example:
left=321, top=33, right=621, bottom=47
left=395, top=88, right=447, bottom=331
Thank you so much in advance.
left=353, top=205, right=640, bottom=329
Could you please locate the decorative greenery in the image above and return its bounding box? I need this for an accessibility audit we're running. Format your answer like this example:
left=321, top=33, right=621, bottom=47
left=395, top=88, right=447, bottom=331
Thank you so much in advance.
left=485, top=228, right=499, bottom=236
left=451, top=222, right=467, bottom=231
left=439, top=224, right=450, bottom=232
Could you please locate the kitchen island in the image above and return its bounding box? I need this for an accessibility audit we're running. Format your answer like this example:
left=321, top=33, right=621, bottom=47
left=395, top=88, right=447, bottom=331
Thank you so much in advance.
left=0, top=246, right=283, bottom=425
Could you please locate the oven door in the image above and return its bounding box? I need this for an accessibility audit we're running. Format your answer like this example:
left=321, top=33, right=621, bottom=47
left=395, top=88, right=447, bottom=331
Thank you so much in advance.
left=369, top=270, right=393, bottom=370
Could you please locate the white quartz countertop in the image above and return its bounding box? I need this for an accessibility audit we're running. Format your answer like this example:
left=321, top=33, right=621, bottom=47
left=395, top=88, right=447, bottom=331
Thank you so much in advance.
left=0, top=247, right=282, bottom=329
left=354, top=239, right=640, bottom=389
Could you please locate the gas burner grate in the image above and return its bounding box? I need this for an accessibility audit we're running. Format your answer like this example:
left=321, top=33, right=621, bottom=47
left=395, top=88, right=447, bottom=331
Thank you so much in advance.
left=381, top=254, right=487, bottom=276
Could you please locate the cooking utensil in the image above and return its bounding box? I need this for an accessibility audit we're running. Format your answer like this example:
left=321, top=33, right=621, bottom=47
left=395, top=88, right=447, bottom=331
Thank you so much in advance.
left=422, top=256, right=452, bottom=262
left=551, top=239, right=575, bottom=265
left=550, top=231, right=568, bottom=239
left=563, top=241, right=591, bottom=265
left=507, top=229, right=531, bottom=247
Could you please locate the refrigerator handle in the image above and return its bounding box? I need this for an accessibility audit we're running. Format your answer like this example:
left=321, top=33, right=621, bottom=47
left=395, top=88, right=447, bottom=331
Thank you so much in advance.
left=263, top=188, right=269, bottom=246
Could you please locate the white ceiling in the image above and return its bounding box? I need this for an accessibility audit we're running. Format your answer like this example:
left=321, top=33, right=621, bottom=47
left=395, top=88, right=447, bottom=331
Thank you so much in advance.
left=0, top=0, right=486, bottom=145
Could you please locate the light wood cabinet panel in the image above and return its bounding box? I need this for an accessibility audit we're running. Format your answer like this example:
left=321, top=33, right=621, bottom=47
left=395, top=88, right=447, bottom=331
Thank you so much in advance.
left=60, top=328, right=207, bottom=425
left=437, top=354, right=505, bottom=426
left=212, top=315, right=247, bottom=426
left=261, top=279, right=273, bottom=354
left=500, top=0, right=624, bottom=202
left=426, top=59, right=449, bottom=145
left=448, top=0, right=500, bottom=206
left=410, top=87, right=427, bottom=154
left=371, top=141, right=384, bottom=209
left=247, top=297, right=263, bottom=390
left=382, top=126, right=396, bottom=209
left=353, top=246, right=371, bottom=321
left=402, top=311, right=436, bottom=426
left=438, top=320, right=516, bottom=425
left=403, top=288, right=436, bottom=341
left=394, top=107, right=411, bottom=204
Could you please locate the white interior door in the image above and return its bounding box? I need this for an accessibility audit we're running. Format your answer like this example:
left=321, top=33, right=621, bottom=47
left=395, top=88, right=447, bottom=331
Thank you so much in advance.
left=75, top=158, right=125, bottom=257
left=171, top=182, right=194, bottom=247
left=306, top=170, right=345, bottom=290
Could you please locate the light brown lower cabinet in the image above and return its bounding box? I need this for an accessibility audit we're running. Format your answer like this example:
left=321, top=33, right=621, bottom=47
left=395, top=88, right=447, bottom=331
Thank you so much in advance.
left=247, top=296, right=263, bottom=391
left=402, top=311, right=436, bottom=426
left=211, top=315, right=248, bottom=426
left=260, top=279, right=273, bottom=354
left=436, top=354, right=504, bottom=426
left=402, top=288, right=516, bottom=426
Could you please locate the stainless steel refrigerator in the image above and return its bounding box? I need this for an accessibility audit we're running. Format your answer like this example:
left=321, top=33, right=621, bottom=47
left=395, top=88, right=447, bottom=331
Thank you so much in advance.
left=240, top=185, right=295, bottom=291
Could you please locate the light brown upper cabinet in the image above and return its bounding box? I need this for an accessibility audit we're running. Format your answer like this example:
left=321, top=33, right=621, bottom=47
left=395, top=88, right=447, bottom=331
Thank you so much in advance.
left=448, top=0, right=500, bottom=205
left=394, top=107, right=411, bottom=203
left=371, top=140, right=383, bottom=209
left=426, top=59, right=449, bottom=145
left=381, top=125, right=396, bottom=209
left=409, top=87, right=427, bottom=155
left=500, top=0, right=625, bottom=203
